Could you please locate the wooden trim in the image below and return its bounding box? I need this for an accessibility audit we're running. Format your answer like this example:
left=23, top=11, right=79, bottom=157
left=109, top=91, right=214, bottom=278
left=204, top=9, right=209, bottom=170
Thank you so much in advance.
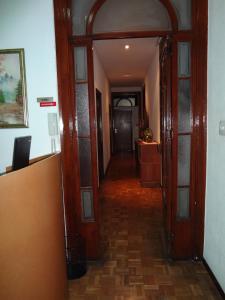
left=190, top=18, right=198, bottom=260
left=104, top=158, right=111, bottom=177
left=173, top=31, right=193, bottom=40
left=177, top=132, right=192, bottom=136
left=53, top=0, right=81, bottom=246
left=96, top=88, right=104, bottom=181
left=71, top=36, right=92, bottom=46
left=202, top=258, right=225, bottom=299
left=76, top=80, right=88, bottom=84
left=170, top=38, right=178, bottom=258
left=86, top=0, right=178, bottom=35
left=70, top=31, right=193, bottom=44
left=78, top=135, right=93, bottom=139
left=192, top=0, right=208, bottom=258
left=91, top=31, right=172, bottom=40
left=178, top=76, right=192, bottom=80
left=177, top=185, right=191, bottom=188
left=159, top=0, right=178, bottom=31
left=86, top=42, right=100, bottom=258
left=86, top=0, right=105, bottom=35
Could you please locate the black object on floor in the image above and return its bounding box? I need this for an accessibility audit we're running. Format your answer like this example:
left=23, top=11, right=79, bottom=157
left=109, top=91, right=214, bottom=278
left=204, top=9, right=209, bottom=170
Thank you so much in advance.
left=66, top=234, right=87, bottom=280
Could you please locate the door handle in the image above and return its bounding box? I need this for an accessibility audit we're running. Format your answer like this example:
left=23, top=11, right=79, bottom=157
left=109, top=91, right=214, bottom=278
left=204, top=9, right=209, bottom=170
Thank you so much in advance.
left=114, top=128, right=118, bottom=134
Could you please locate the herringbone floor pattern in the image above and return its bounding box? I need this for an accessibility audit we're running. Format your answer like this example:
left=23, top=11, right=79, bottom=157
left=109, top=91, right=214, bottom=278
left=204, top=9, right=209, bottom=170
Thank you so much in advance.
left=69, top=154, right=222, bottom=300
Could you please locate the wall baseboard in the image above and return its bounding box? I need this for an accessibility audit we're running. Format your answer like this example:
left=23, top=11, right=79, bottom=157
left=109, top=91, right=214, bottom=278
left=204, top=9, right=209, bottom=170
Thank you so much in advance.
left=202, top=258, right=225, bottom=299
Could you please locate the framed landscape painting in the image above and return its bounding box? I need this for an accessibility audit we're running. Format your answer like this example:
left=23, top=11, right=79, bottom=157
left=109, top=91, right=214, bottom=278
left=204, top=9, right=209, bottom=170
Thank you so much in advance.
left=0, top=49, right=28, bottom=128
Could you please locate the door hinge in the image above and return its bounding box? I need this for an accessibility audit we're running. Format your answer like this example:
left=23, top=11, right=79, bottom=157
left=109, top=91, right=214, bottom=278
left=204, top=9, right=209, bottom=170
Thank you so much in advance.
left=62, top=8, right=66, bottom=19
left=67, top=8, right=71, bottom=19
left=63, top=8, right=71, bottom=20
left=166, top=128, right=173, bottom=142
left=170, top=129, right=173, bottom=140
left=168, top=232, right=175, bottom=241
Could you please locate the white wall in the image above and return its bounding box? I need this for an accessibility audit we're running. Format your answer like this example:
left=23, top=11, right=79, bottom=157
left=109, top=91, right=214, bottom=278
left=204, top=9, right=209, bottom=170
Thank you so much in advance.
left=0, top=0, right=60, bottom=173
left=144, top=46, right=160, bottom=143
left=204, top=0, right=225, bottom=292
left=93, top=49, right=111, bottom=172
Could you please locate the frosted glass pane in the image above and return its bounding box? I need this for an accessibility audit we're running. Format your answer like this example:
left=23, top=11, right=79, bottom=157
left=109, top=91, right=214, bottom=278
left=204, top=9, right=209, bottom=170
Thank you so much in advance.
left=74, top=47, right=87, bottom=81
left=78, top=138, right=92, bottom=187
left=113, top=98, right=136, bottom=107
left=81, top=189, right=94, bottom=220
left=76, top=84, right=90, bottom=136
left=177, top=188, right=190, bottom=219
left=170, top=0, right=192, bottom=30
left=178, top=135, right=191, bottom=186
left=72, top=0, right=96, bottom=35
left=178, top=80, right=191, bottom=133
left=178, top=42, right=191, bottom=77
left=93, top=0, right=172, bottom=34
left=117, top=99, right=132, bottom=107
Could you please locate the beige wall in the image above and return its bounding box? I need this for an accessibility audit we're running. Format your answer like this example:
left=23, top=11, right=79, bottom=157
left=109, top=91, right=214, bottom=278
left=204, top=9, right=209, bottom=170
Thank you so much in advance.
left=144, top=46, right=160, bottom=143
left=0, top=154, right=67, bottom=300
left=93, top=48, right=111, bottom=173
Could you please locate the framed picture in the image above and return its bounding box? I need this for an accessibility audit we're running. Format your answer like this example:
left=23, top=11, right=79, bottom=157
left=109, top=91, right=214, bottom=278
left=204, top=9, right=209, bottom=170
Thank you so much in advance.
left=0, top=49, right=28, bottom=128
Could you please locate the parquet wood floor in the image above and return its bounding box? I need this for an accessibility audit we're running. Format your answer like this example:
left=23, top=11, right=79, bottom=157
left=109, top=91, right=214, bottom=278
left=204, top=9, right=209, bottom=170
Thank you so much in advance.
left=69, top=153, right=222, bottom=300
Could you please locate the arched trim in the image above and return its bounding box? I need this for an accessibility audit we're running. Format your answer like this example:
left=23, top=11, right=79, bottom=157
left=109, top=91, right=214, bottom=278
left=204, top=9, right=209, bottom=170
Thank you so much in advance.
left=86, top=0, right=178, bottom=35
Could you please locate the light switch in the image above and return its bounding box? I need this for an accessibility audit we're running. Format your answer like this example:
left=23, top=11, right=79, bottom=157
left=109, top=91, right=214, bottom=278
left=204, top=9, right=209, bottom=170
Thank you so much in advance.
left=219, top=120, right=225, bottom=136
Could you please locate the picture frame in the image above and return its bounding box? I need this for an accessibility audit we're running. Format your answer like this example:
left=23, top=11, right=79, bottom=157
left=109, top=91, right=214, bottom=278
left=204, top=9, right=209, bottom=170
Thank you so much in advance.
left=0, top=48, right=28, bottom=128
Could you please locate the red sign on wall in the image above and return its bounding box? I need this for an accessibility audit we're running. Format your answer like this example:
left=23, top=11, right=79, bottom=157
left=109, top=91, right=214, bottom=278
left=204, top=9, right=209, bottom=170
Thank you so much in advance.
left=40, top=101, right=56, bottom=107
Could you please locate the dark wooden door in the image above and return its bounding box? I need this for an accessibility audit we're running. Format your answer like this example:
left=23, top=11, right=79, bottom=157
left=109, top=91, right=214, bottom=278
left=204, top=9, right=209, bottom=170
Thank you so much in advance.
left=160, top=37, right=173, bottom=256
left=161, top=36, right=196, bottom=259
left=96, top=89, right=104, bottom=181
left=113, top=109, right=132, bottom=153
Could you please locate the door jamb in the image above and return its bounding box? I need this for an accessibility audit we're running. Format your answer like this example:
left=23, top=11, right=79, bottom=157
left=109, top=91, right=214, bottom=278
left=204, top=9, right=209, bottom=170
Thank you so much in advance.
left=54, top=0, right=208, bottom=259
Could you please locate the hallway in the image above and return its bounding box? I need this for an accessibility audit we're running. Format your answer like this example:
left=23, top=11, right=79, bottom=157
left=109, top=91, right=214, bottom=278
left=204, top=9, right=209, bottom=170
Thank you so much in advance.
left=69, top=154, right=221, bottom=300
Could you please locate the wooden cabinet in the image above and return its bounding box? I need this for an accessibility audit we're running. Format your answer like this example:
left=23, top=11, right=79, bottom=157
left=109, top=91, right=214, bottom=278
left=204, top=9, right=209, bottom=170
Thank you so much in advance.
left=136, top=140, right=161, bottom=187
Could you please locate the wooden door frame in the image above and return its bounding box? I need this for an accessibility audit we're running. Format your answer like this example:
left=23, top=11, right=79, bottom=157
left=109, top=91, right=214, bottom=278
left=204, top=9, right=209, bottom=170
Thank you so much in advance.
left=160, top=37, right=173, bottom=257
left=111, top=91, right=142, bottom=150
left=54, top=0, right=208, bottom=259
left=96, top=88, right=104, bottom=181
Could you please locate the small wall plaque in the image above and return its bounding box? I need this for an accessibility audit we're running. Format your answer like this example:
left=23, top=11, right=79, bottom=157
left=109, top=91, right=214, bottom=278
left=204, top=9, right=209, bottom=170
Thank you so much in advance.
left=37, top=97, right=54, bottom=103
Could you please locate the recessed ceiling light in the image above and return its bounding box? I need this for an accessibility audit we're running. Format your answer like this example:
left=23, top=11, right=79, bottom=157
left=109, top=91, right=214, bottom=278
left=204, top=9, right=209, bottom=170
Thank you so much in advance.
left=123, top=74, right=132, bottom=77
left=125, top=45, right=130, bottom=50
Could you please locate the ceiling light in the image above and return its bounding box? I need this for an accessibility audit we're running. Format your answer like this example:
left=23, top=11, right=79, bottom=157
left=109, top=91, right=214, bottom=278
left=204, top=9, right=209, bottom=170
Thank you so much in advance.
left=125, top=45, right=130, bottom=50
left=123, top=74, right=131, bottom=77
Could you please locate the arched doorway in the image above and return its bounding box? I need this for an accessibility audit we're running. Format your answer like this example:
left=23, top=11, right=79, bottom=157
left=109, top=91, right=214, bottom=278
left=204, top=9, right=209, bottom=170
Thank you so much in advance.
left=54, top=0, right=207, bottom=260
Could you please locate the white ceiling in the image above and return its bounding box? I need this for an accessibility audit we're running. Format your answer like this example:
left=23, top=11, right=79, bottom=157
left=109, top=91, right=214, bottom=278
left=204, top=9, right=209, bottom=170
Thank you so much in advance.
left=94, top=38, right=159, bottom=86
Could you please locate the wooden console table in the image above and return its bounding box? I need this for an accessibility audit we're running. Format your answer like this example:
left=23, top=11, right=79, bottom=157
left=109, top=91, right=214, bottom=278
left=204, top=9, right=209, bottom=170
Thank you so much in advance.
left=136, top=140, right=161, bottom=187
